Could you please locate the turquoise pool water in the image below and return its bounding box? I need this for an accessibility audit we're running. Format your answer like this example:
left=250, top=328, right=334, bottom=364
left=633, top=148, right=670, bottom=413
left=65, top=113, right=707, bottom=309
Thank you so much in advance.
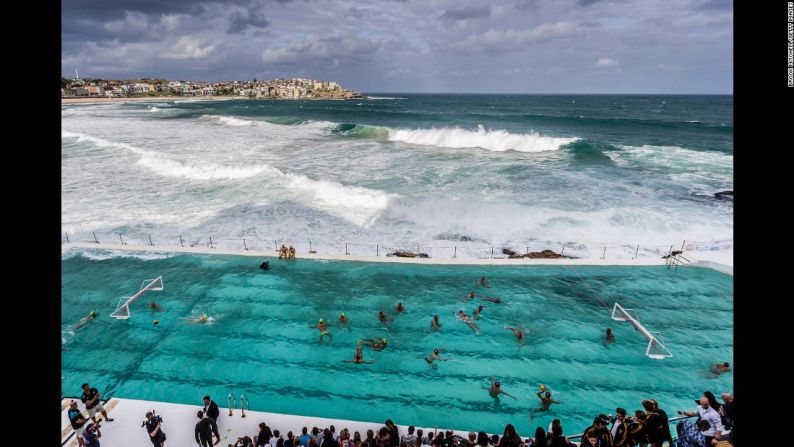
left=62, top=249, right=733, bottom=435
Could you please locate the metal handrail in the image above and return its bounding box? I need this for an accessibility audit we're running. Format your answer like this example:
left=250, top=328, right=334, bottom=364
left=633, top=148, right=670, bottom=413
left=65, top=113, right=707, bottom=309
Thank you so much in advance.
left=227, top=392, right=236, bottom=416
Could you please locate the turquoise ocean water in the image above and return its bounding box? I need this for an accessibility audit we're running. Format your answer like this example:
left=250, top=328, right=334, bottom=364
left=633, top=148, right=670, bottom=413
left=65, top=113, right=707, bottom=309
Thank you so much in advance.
left=62, top=249, right=733, bottom=435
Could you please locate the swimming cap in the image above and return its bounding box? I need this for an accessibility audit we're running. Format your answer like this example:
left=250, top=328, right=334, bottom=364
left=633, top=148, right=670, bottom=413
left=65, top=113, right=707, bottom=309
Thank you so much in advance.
left=383, top=338, right=388, bottom=344
left=340, top=313, right=345, bottom=317
left=495, top=381, right=500, bottom=387
left=89, top=311, right=97, bottom=318
left=319, top=318, right=324, bottom=323
left=153, top=320, right=159, bottom=325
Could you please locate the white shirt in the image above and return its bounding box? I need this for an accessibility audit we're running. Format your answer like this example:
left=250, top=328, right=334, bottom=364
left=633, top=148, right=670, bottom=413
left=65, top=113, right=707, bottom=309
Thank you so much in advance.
left=610, top=419, right=623, bottom=438
left=695, top=406, right=723, bottom=437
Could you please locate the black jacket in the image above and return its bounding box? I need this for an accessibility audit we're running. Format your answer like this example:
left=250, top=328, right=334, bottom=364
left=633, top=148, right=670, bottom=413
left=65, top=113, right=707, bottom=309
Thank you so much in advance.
left=205, top=401, right=220, bottom=421
left=196, top=418, right=214, bottom=442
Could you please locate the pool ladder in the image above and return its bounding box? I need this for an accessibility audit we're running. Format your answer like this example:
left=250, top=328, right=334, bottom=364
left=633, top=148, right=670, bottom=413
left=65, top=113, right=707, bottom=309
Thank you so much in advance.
left=227, top=392, right=250, bottom=417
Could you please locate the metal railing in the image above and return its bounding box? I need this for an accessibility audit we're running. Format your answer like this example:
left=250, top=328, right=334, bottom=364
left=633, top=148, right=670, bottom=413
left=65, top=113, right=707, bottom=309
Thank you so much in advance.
left=567, top=414, right=695, bottom=441
left=62, top=230, right=732, bottom=262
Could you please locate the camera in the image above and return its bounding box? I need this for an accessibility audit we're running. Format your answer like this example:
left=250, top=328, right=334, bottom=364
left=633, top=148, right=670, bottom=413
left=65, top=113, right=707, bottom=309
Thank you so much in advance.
left=142, top=410, right=163, bottom=427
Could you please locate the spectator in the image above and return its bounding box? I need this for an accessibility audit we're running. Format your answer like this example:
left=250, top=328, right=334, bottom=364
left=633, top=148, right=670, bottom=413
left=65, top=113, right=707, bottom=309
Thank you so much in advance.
left=257, top=423, right=273, bottom=447
left=700, top=392, right=721, bottom=412
left=80, top=383, right=114, bottom=423
left=529, top=427, right=546, bottom=447
left=324, top=429, right=340, bottom=447
left=476, top=432, right=489, bottom=447
left=627, top=411, right=648, bottom=446
left=500, top=425, right=522, bottom=447
left=300, top=428, right=311, bottom=447
left=719, top=393, right=734, bottom=430
left=489, top=434, right=500, bottom=447
left=648, top=400, right=672, bottom=446
left=401, top=426, right=418, bottom=447
left=417, top=430, right=428, bottom=446
left=286, top=432, right=296, bottom=447
left=547, top=425, right=571, bottom=447
left=270, top=430, right=283, bottom=447
left=672, top=420, right=710, bottom=447
left=582, top=417, right=613, bottom=447
left=330, top=426, right=339, bottom=442
left=386, top=420, right=400, bottom=447
left=352, top=432, right=363, bottom=447
left=609, top=408, right=629, bottom=447
left=203, top=396, right=221, bottom=444
left=364, top=430, right=376, bottom=447
left=313, top=427, right=323, bottom=447
left=68, top=400, right=89, bottom=447
left=378, top=428, right=392, bottom=447
left=234, top=436, right=255, bottom=447
left=642, top=400, right=664, bottom=447
left=340, top=429, right=351, bottom=447
left=195, top=410, right=214, bottom=447
left=678, top=397, right=724, bottom=445
left=82, top=421, right=102, bottom=447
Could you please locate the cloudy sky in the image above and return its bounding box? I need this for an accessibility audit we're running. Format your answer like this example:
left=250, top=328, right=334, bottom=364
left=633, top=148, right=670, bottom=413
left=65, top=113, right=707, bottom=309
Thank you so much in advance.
left=62, top=0, right=733, bottom=93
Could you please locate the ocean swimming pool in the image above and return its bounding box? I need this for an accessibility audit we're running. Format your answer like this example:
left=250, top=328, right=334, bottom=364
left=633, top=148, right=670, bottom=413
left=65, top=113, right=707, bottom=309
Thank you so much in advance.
left=62, top=248, right=733, bottom=435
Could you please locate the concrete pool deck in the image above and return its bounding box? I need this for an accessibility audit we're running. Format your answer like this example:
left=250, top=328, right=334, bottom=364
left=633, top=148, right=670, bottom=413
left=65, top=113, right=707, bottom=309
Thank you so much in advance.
left=61, top=397, right=494, bottom=447
left=63, top=242, right=732, bottom=274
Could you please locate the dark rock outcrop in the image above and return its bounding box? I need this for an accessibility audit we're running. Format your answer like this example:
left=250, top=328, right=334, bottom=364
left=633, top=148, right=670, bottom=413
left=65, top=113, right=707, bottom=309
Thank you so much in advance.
left=714, top=190, right=733, bottom=200
left=508, top=249, right=570, bottom=259
left=502, top=248, right=517, bottom=256
left=387, top=250, right=430, bottom=258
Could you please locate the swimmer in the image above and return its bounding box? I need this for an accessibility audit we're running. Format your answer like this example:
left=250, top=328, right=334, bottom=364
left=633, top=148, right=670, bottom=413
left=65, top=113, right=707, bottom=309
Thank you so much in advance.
left=309, top=318, right=333, bottom=344
left=463, top=291, right=476, bottom=302
left=182, top=314, right=212, bottom=324
left=430, top=314, right=442, bottom=331
left=70, top=311, right=98, bottom=332
left=485, top=377, right=516, bottom=400
left=531, top=390, right=561, bottom=416
left=362, top=338, right=388, bottom=351
left=395, top=302, right=405, bottom=313
left=425, top=348, right=450, bottom=369
left=457, top=310, right=480, bottom=333
left=259, top=260, right=270, bottom=270
left=478, top=276, right=489, bottom=287
left=339, top=313, right=349, bottom=325
left=605, top=328, right=615, bottom=344
left=505, top=326, right=526, bottom=346
left=710, top=362, right=731, bottom=374
left=482, top=296, right=503, bottom=304
left=378, top=310, right=390, bottom=324
left=149, top=301, right=163, bottom=312
left=473, top=305, right=485, bottom=319
left=343, top=340, right=375, bottom=364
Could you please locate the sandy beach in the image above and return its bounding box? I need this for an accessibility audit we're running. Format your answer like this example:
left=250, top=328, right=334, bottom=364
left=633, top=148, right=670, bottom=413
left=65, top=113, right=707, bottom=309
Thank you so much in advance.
left=62, top=95, right=241, bottom=106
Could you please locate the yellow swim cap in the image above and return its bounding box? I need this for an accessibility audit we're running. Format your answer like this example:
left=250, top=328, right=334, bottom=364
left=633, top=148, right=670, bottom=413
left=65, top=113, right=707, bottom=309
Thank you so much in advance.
left=383, top=338, right=388, bottom=344
left=319, top=318, right=324, bottom=323
left=340, top=313, right=345, bottom=317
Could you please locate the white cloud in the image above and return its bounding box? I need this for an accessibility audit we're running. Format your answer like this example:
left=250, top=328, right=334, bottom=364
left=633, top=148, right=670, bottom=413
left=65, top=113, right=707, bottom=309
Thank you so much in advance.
left=456, top=21, right=577, bottom=53
left=595, top=57, right=618, bottom=67
left=262, top=32, right=379, bottom=65
left=162, top=37, right=216, bottom=60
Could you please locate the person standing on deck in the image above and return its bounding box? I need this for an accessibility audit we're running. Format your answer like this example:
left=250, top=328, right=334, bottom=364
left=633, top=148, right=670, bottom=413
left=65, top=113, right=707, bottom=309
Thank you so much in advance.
left=203, top=395, right=221, bottom=444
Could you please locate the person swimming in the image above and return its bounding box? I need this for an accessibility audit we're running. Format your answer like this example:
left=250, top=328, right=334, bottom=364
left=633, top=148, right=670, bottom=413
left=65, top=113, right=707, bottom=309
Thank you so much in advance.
left=378, top=310, right=389, bottom=324
left=463, top=291, right=476, bottom=302
left=531, top=390, right=561, bottom=415
left=505, top=326, right=526, bottom=346
left=343, top=340, right=375, bottom=364
left=605, top=328, right=615, bottom=344
left=486, top=377, right=516, bottom=400
left=259, top=260, right=270, bottom=270
left=182, top=313, right=212, bottom=324
left=710, top=362, right=731, bottom=374
left=457, top=310, right=480, bottom=332
left=478, top=276, right=489, bottom=287
left=309, top=318, right=333, bottom=343
left=149, top=301, right=163, bottom=311
left=425, top=348, right=450, bottom=369
left=482, top=296, right=503, bottom=304
left=395, top=302, right=405, bottom=313
left=431, top=314, right=442, bottom=331
left=473, top=305, right=485, bottom=319
left=70, top=311, right=98, bottom=332
left=363, top=338, right=388, bottom=351
left=339, top=313, right=349, bottom=325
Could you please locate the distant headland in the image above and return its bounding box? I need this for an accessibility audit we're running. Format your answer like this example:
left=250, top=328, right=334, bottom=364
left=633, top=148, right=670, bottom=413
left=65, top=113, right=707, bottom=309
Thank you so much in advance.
left=61, top=75, right=364, bottom=101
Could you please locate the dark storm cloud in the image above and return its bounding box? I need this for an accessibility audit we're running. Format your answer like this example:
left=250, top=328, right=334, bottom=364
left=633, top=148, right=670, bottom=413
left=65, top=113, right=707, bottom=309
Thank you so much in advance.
left=63, top=0, right=733, bottom=93
left=439, top=5, right=491, bottom=20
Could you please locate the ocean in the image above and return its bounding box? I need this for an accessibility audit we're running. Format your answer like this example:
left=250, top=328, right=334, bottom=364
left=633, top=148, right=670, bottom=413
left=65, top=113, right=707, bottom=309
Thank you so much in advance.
left=61, top=94, right=733, bottom=259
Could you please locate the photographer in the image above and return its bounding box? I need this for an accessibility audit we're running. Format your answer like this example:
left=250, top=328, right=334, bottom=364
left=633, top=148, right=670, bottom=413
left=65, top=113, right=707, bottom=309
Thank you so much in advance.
left=82, top=422, right=102, bottom=447
left=145, top=411, right=167, bottom=447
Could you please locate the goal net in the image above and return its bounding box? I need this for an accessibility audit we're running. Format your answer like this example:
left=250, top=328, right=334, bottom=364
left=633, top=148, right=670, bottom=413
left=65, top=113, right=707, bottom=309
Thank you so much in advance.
left=110, top=276, right=164, bottom=319
left=611, top=302, right=672, bottom=359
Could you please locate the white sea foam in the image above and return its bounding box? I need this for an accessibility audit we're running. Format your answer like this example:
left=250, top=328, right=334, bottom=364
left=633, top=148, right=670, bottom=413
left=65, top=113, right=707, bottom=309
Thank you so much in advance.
left=62, top=247, right=175, bottom=261
left=367, top=96, right=406, bottom=100
left=388, top=125, right=579, bottom=152
left=199, top=114, right=257, bottom=126
left=148, top=106, right=161, bottom=112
